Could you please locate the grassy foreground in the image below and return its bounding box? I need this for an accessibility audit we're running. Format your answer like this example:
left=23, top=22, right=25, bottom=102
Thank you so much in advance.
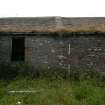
left=0, top=78, right=105, bottom=105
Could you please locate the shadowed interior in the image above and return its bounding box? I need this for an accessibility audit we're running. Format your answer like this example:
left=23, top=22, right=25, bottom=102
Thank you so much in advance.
left=11, top=37, right=25, bottom=61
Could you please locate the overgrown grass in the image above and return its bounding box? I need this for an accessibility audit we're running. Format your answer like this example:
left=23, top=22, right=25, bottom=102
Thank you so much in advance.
left=0, top=63, right=105, bottom=104
left=0, top=79, right=105, bottom=105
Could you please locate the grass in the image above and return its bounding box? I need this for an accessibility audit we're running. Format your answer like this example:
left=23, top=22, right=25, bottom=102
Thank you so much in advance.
left=0, top=78, right=105, bottom=105
left=0, top=63, right=105, bottom=105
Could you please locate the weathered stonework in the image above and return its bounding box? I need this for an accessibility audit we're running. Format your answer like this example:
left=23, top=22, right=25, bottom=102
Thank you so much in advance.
left=25, top=35, right=105, bottom=71
left=1, top=17, right=105, bottom=71
left=1, top=34, right=105, bottom=71
left=0, top=36, right=11, bottom=63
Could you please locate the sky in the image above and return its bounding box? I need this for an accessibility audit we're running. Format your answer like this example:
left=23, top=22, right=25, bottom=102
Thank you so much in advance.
left=0, top=0, right=105, bottom=17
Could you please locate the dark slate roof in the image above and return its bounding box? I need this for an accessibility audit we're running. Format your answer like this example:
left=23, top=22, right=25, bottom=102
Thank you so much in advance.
left=0, top=17, right=105, bottom=33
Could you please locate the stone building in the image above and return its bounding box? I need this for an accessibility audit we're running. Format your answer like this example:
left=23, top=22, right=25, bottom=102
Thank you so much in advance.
left=0, top=17, right=105, bottom=71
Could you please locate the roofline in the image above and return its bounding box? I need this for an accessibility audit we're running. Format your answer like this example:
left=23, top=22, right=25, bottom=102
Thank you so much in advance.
left=0, top=17, right=105, bottom=33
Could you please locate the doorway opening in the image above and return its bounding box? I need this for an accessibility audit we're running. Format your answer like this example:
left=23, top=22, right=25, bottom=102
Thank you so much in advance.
left=11, top=37, right=25, bottom=61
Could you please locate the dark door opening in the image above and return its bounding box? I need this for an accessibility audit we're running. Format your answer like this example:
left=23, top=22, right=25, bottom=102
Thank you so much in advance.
left=11, top=37, right=25, bottom=61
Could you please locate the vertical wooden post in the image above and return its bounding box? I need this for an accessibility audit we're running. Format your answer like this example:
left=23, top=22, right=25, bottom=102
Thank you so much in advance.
left=68, top=44, right=71, bottom=76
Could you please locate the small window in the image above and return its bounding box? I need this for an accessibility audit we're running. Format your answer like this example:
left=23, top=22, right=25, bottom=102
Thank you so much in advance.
left=11, top=37, right=25, bottom=61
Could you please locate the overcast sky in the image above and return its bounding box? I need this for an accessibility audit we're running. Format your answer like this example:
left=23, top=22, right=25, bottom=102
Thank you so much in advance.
left=0, top=0, right=105, bottom=17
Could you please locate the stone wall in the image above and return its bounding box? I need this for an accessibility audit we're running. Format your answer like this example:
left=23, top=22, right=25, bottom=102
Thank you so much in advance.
left=0, top=36, right=11, bottom=63
left=1, top=35, right=105, bottom=71
left=25, top=35, right=105, bottom=71
left=25, top=36, right=67, bottom=69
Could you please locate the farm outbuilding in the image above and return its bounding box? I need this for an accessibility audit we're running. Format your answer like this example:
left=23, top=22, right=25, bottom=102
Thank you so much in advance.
left=0, top=17, right=105, bottom=71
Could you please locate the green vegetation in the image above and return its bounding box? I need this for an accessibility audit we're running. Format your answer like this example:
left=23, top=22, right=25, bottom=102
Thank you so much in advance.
left=0, top=79, right=105, bottom=105
left=0, top=63, right=105, bottom=105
